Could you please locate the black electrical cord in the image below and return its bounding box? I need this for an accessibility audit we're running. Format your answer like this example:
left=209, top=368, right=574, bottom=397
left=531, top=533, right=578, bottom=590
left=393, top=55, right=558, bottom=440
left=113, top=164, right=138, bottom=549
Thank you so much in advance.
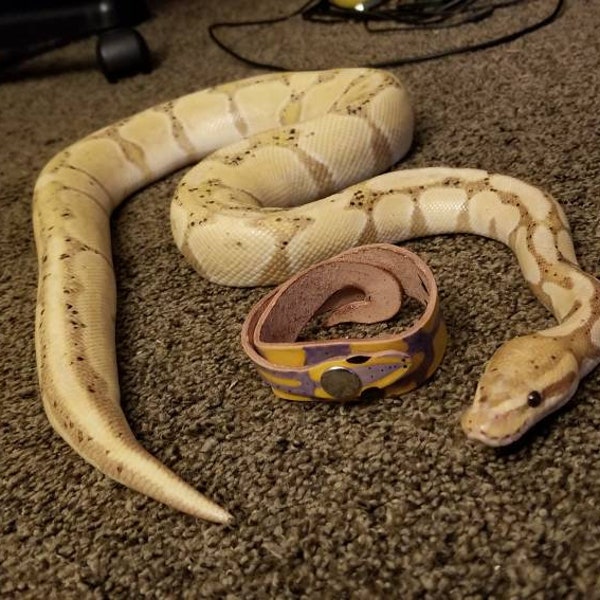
left=207, top=0, right=319, bottom=71
left=207, top=0, right=565, bottom=71
left=361, top=0, right=529, bottom=30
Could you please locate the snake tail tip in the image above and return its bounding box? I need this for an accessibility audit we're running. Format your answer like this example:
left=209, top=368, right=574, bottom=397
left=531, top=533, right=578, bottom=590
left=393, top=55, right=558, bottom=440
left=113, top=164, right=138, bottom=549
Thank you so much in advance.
left=196, top=502, right=234, bottom=525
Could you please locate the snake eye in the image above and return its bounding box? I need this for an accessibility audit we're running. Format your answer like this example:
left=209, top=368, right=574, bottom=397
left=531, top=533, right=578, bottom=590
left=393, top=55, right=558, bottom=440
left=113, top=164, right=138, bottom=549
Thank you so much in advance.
left=527, top=390, right=543, bottom=408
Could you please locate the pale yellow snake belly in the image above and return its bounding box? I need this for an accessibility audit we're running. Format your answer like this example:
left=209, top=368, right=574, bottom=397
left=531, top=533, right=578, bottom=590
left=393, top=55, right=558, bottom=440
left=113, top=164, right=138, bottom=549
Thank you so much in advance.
left=33, top=68, right=600, bottom=523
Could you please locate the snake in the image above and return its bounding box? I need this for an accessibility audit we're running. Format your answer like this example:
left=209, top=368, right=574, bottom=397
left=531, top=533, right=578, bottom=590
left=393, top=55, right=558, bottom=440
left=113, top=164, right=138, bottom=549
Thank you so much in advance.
left=33, top=68, right=600, bottom=523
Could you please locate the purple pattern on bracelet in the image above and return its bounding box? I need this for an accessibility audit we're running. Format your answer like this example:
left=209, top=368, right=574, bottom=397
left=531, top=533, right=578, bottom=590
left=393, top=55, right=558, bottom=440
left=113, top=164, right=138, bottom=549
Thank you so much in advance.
left=303, top=343, right=352, bottom=365
left=270, top=354, right=409, bottom=398
left=262, top=308, right=444, bottom=399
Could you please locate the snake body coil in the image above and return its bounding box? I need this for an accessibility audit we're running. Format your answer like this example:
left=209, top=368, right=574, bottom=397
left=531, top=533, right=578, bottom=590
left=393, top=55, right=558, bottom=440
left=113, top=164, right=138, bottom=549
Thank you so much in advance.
left=33, top=69, right=600, bottom=522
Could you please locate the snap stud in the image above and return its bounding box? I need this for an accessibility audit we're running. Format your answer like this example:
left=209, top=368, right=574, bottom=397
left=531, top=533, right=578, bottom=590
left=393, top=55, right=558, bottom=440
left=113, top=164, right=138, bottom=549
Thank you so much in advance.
left=320, top=366, right=362, bottom=399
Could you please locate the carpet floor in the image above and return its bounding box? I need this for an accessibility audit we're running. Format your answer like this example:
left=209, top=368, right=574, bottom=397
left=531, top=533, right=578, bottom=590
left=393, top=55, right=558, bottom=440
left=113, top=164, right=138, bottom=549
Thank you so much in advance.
left=2, top=0, right=600, bottom=597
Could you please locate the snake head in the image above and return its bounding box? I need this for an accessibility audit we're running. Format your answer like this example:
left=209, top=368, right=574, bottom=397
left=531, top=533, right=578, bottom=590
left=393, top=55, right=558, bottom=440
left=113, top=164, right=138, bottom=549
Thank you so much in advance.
left=460, top=334, right=580, bottom=446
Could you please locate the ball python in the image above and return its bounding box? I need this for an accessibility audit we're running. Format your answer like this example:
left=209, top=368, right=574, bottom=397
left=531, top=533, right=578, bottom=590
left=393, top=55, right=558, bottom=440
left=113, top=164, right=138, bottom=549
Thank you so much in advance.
left=33, top=68, right=600, bottom=523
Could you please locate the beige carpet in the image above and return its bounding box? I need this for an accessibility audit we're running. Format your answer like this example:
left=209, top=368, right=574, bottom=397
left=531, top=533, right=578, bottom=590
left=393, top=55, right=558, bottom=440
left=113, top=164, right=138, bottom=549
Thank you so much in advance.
left=2, top=0, right=600, bottom=596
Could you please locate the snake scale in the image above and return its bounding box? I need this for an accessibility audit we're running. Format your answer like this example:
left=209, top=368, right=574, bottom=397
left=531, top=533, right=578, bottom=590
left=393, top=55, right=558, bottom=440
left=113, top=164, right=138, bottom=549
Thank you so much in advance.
left=33, top=68, right=600, bottom=523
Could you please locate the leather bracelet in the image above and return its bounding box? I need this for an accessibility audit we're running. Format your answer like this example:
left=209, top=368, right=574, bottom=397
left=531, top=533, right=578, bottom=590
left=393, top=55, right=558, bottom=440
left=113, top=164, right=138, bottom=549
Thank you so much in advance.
left=241, top=243, right=447, bottom=402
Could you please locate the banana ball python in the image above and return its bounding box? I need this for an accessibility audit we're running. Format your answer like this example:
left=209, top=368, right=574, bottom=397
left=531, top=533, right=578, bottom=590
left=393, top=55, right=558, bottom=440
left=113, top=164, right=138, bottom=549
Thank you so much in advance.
left=33, top=68, right=600, bottom=523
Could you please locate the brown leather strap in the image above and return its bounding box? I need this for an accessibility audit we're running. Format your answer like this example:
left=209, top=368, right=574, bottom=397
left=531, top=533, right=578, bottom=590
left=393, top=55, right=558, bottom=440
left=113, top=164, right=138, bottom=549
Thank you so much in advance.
left=241, top=243, right=447, bottom=401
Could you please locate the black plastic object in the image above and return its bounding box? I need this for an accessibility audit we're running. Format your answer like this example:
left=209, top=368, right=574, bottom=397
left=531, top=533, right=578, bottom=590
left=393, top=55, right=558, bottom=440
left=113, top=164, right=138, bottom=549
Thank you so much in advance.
left=97, top=27, right=152, bottom=83
left=0, top=0, right=153, bottom=81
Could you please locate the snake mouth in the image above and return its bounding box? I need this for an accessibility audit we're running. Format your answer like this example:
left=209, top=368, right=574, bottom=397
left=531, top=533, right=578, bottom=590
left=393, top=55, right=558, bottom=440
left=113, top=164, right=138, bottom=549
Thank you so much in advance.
left=460, top=405, right=528, bottom=447
left=462, top=421, right=521, bottom=447
left=461, top=383, right=578, bottom=447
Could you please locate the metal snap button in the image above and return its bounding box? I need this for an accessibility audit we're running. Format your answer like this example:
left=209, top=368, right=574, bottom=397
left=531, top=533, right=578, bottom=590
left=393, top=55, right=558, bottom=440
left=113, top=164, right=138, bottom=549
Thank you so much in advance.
left=320, top=366, right=362, bottom=399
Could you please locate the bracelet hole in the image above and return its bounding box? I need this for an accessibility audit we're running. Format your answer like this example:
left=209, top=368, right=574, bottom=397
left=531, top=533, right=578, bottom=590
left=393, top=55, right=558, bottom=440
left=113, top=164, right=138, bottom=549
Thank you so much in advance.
left=360, top=387, right=384, bottom=402
left=347, top=355, right=370, bottom=364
